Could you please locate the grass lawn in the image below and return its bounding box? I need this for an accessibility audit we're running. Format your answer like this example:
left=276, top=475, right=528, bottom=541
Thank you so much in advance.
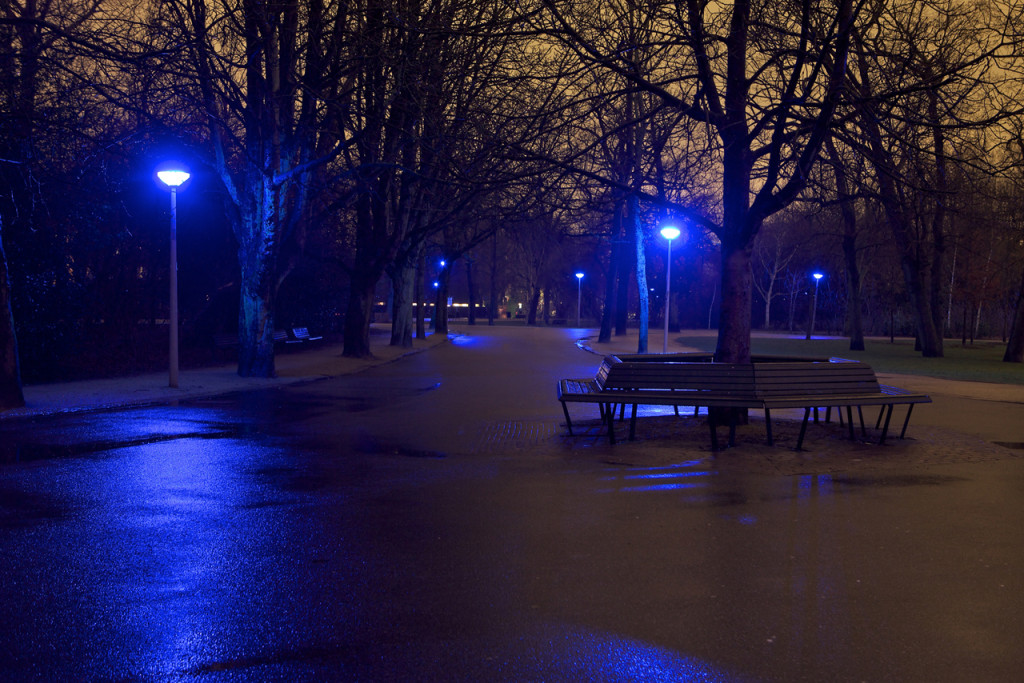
left=675, top=333, right=1024, bottom=386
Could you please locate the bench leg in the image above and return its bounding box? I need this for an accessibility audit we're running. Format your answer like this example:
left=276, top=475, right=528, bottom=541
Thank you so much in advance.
left=561, top=401, right=574, bottom=436
left=764, top=407, right=774, bottom=446
left=795, top=407, right=812, bottom=450
left=846, top=406, right=855, bottom=441
left=875, top=406, right=885, bottom=429
left=878, top=404, right=895, bottom=444
left=605, top=403, right=617, bottom=444
left=857, top=406, right=866, bottom=437
left=629, top=404, right=638, bottom=441
left=899, top=404, right=916, bottom=439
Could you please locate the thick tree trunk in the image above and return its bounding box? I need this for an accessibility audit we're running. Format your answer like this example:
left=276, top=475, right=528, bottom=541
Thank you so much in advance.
left=0, top=220, right=25, bottom=410
left=237, top=257, right=277, bottom=377
left=715, top=240, right=753, bottom=364
left=236, top=203, right=279, bottom=377
left=343, top=272, right=376, bottom=358
left=903, top=253, right=943, bottom=357
left=389, top=254, right=415, bottom=348
left=1003, top=266, right=1024, bottom=362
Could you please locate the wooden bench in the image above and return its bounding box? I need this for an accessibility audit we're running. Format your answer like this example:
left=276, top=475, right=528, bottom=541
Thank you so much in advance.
left=558, top=356, right=762, bottom=449
left=558, top=356, right=930, bottom=451
left=753, top=360, right=931, bottom=449
left=286, top=327, right=323, bottom=344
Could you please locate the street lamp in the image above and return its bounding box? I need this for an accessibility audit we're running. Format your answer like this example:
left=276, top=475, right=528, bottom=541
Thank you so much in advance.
left=806, top=271, right=824, bottom=340
left=575, top=272, right=584, bottom=327
left=660, top=226, right=681, bottom=353
left=156, top=162, right=190, bottom=388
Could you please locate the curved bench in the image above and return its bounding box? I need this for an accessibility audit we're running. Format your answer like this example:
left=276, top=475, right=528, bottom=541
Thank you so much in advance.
left=557, top=355, right=931, bottom=450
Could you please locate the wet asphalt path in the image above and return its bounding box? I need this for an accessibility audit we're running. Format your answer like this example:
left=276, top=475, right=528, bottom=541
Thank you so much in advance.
left=1, top=326, right=1023, bottom=681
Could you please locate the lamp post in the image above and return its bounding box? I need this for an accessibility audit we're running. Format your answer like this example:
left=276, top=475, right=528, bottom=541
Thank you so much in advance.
left=660, top=226, right=681, bottom=353
left=575, top=272, right=584, bottom=327
left=156, top=163, right=190, bottom=388
left=806, top=271, right=824, bottom=340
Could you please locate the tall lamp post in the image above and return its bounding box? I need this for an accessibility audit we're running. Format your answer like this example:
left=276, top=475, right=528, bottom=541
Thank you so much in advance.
left=156, top=163, right=190, bottom=388
left=575, top=272, right=584, bottom=327
left=806, top=271, right=824, bottom=340
left=660, top=226, right=681, bottom=353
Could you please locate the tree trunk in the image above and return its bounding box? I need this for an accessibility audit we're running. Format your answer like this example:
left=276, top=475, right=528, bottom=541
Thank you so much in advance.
left=0, top=219, right=25, bottom=410
left=527, top=284, right=540, bottom=326
left=416, top=245, right=427, bottom=338
left=237, top=256, right=277, bottom=377
left=598, top=245, right=617, bottom=343
left=389, top=252, right=415, bottom=348
left=715, top=239, right=753, bottom=363
left=343, top=271, right=376, bottom=358
left=827, top=134, right=865, bottom=351
left=236, top=201, right=280, bottom=377
left=843, top=231, right=865, bottom=351
left=467, top=259, right=476, bottom=325
left=488, top=233, right=498, bottom=326
left=630, top=196, right=649, bottom=353
left=1003, top=266, right=1024, bottom=362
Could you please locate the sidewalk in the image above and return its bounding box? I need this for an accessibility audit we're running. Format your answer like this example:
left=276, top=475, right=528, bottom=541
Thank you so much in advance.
left=1, top=326, right=449, bottom=420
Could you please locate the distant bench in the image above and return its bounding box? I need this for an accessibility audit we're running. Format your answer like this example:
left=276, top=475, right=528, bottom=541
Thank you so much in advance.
left=212, top=329, right=292, bottom=359
left=557, top=355, right=930, bottom=450
left=286, top=327, right=322, bottom=344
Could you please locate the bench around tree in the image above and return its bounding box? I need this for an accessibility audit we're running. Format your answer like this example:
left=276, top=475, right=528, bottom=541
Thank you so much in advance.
left=557, top=355, right=931, bottom=450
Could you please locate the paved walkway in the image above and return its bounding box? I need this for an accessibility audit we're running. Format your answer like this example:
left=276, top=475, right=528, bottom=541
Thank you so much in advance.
left=0, top=326, right=448, bottom=420
left=4, top=324, right=1024, bottom=450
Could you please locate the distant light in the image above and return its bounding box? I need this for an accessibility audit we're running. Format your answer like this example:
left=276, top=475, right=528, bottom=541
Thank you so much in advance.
left=440, top=260, right=446, bottom=268
left=433, top=281, right=439, bottom=288
left=813, top=272, right=824, bottom=280
left=575, top=272, right=584, bottom=280
left=660, top=226, right=681, bottom=241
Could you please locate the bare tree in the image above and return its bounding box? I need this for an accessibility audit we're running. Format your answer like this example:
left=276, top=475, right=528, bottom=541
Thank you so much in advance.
left=531, top=0, right=858, bottom=362
left=752, top=221, right=798, bottom=331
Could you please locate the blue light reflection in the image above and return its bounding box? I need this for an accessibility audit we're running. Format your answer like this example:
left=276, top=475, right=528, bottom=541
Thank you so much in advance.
left=534, top=623, right=751, bottom=682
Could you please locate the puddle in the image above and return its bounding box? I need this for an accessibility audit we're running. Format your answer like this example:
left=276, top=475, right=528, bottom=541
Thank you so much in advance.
left=0, top=430, right=237, bottom=464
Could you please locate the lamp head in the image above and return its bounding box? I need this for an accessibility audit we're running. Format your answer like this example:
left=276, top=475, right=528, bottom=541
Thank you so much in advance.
left=813, top=272, right=824, bottom=280
left=155, top=161, right=191, bottom=189
left=660, top=226, right=681, bottom=241
left=575, top=272, right=584, bottom=280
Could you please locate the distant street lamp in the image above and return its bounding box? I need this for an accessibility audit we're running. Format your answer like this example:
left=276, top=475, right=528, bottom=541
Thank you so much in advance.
left=806, top=271, right=824, bottom=340
left=156, top=163, right=190, bottom=388
left=660, top=226, right=681, bottom=353
left=575, top=272, right=584, bottom=327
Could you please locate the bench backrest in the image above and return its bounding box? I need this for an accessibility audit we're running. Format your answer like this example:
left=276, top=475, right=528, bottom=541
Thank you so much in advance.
left=599, top=356, right=758, bottom=396
left=753, top=360, right=880, bottom=397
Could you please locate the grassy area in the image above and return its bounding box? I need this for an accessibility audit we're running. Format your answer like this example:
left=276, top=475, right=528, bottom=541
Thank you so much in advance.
left=675, top=333, right=1024, bottom=385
